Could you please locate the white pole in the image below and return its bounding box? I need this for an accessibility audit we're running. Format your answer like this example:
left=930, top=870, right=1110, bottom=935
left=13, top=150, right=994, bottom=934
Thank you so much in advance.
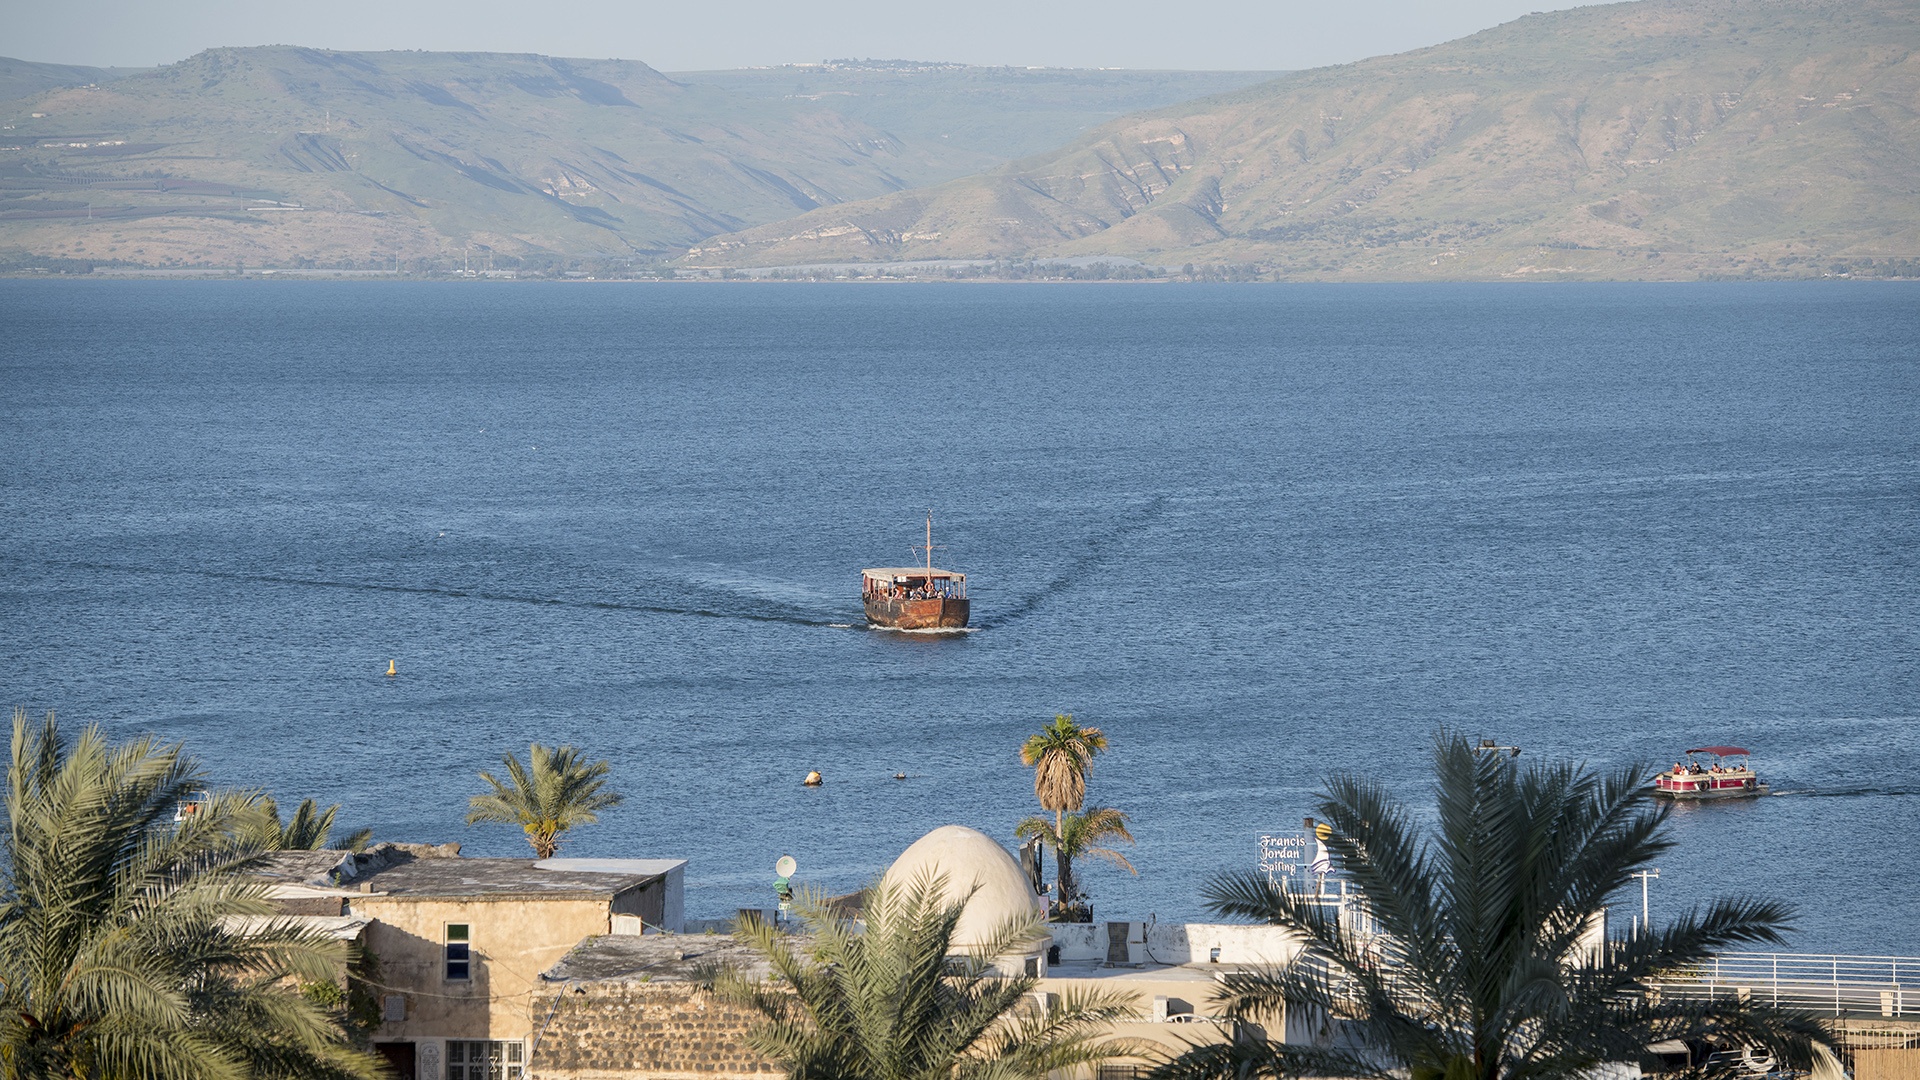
left=1632, top=868, right=1660, bottom=934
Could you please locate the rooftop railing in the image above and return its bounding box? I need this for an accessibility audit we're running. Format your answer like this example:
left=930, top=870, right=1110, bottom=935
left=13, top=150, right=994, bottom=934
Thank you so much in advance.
left=1292, top=948, right=1920, bottom=1023
left=1647, top=953, right=1920, bottom=1018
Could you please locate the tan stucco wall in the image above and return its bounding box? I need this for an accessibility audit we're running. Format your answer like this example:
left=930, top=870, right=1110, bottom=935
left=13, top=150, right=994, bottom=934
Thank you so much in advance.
left=351, top=895, right=614, bottom=1042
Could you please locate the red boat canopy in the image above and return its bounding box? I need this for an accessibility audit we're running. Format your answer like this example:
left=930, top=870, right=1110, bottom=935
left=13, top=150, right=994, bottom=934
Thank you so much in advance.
left=1686, top=745, right=1751, bottom=756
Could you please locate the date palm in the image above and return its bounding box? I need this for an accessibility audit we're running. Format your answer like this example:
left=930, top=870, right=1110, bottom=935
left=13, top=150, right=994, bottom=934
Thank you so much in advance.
left=1016, top=806, right=1136, bottom=916
left=241, top=795, right=373, bottom=852
left=718, top=871, right=1139, bottom=1080
left=1150, top=732, right=1827, bottom=1080
left=1019, top=714, right=1108, bottom=838
left=0, top=708, right=384, bottom=1080
left=465, top=742, right=622, bottom=858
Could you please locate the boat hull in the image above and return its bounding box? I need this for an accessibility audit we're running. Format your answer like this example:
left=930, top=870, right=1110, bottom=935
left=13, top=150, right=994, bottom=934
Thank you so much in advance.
left=1654, top=780, right=1769, bottom=801
left=865, top=596, right=970, bottom=630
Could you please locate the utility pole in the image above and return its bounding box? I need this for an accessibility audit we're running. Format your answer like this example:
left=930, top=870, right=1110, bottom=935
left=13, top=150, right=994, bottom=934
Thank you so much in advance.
left=1631, top=868, right=1661, bottom=936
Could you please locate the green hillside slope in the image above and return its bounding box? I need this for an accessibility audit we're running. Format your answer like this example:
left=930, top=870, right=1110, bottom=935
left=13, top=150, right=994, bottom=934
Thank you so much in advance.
left=0, top=47, right=934, bottom=266
left=689, top=0, right=1920, bottom=279
left=0, top=58, right=140, bottom=104
left=0, top=50, right=1273, bottom=269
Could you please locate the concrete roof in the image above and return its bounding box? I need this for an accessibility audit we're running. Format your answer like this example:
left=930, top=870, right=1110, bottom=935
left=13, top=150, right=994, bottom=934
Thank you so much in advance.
left=253, top=850, right=355, bottom=887
left=249, top=845, right=680, bottom=899
left=535, top=857, right=686, bottom=877
left=224, top=914, right=370, bottom=941
left=542, top=933, right=778, bottom=984
left=356, top=858, right=665, bottom=899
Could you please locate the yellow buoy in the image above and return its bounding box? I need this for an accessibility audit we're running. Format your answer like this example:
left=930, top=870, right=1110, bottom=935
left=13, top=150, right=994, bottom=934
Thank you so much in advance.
left=803, top=770, right=822, bottom=787
left=386, top=660, right=397, bottom=677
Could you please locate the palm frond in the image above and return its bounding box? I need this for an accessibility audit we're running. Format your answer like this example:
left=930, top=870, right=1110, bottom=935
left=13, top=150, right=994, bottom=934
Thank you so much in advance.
left=465, top=742, right=623, bottom=856
left=1187, top=730, right=1825, bottom=1080
left=1020, top=714, right=1108, bottom=815
left=720, top=871, right=1133, bottom=1080
left=0, top=708, right=384, bottom=1080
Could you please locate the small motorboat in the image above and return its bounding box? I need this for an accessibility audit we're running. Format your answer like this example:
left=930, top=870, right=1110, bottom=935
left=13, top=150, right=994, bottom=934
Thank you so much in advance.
left=1654, top=746, right=1768, bottom=800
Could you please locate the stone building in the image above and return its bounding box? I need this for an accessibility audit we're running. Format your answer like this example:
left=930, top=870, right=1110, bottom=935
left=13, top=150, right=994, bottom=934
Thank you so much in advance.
left=533, top=934, right=779, bottom=1080
left=521, top=825, right=1308, bottom=1080
left=254, top=843, right=687, bottom=1080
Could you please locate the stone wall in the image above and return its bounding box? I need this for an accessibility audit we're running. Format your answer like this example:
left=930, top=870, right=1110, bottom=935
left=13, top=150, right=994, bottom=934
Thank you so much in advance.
left=528, top=983, right=776, bottom=1080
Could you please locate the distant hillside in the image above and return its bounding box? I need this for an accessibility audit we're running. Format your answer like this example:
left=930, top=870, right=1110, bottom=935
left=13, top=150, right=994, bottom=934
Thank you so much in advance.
left=675, top=62, right=1277, bottom=175
left=0, top=49, right=1272, bottom=269
left=688, top=0, right=1920, bottom=279
left=0, top=57, right=141, bottom=104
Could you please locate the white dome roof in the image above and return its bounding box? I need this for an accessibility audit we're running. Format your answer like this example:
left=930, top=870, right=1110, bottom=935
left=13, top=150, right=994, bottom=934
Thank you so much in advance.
left=880, top=825, right=1047, bottom=952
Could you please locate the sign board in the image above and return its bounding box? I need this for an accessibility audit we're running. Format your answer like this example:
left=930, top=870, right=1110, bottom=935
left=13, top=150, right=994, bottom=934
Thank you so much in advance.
left=1258, top=832, right=1312, bottom=878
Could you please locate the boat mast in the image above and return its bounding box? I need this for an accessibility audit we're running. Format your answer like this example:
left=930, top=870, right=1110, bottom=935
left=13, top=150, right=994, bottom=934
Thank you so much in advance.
left=926, top=510, right=933, bottom=578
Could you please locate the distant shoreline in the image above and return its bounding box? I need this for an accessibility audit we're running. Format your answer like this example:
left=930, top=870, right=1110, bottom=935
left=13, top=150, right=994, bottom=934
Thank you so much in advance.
left=5, top=270, right=1914, bottom=284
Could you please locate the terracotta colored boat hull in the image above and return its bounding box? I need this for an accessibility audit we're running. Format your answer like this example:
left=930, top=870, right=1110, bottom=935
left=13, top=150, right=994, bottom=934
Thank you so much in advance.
left=864, top=596, right=970, bottom=630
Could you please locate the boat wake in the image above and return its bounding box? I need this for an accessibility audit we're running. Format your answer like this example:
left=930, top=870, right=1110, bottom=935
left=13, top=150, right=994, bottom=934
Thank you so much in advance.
left=979, top=495, right=1166, bottom=629
left=66, top=560, right=848, bottom=629
left=1771, top=787, right=1920, bottom=799
left=870, top=625, right=980, bottom=635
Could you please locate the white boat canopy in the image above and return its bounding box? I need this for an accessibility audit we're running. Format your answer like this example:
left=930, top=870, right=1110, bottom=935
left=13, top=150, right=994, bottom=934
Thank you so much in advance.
left=863, top=567, right=965, bottom=582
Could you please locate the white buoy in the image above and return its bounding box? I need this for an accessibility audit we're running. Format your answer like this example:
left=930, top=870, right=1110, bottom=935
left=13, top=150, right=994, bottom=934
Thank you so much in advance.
left=803, top=770, right=822, bottom=787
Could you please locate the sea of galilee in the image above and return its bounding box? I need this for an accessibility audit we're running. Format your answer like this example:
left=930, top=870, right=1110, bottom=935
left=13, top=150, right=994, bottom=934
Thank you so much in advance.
left=1, top=278, right=1915, bottom=952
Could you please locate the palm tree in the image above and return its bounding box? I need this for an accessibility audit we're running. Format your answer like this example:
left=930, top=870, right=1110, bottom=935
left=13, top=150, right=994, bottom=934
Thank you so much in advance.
left=1016, top=806, right=1136, bottom=918
left=241, top=795, right=373, bottom=851
left=0, top=708, right=385, bottom=1080
left=1019, top=713, right=1108, bottom=839
left=465, top=742, right=622, bottom=858
left=1150, top=732, right=1828, bottom=1080
left=718, top=871, right=1139, bottom=1080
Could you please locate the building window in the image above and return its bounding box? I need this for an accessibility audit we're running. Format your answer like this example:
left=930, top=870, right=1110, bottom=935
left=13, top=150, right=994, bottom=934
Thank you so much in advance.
left=1096, top=1067, right=1141, bottom=1080
left=445, top=924, right=470, bottom=980
left=447, top=1040, right=523, bottom=1080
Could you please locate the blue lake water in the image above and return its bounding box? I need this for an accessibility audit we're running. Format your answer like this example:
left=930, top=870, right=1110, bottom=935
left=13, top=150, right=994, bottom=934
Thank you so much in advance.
left=1, top=279, right=1916, bottom=953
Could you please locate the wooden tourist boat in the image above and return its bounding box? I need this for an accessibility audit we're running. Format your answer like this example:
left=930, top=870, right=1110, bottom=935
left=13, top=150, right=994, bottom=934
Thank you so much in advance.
left=863, top=514, right=969, bottom=631
left=1654, top=745, right=1769, bottom=800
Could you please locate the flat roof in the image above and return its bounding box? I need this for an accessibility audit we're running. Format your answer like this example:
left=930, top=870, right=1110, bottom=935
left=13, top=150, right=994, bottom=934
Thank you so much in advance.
left=543, top=933, right=777, bottom=984
left=254, top=850, right=356, bottom=887
left=356, top=857, right=671, bottom=899
left=862, top=567, right=965, bottom=579
left=1041, top=958, right=1235, bottom=985
left=225, top=914, right=370, bottom=941
left=541, top=938, right=1254, bottom=989
left=251, top=846, right=683, bottom=900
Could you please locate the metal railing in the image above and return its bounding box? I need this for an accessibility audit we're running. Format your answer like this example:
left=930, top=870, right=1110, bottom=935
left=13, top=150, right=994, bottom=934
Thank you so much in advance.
left=1292, top=949, right=1920, bottom=1022
left=1646, top=954, right=1920, bottom=1018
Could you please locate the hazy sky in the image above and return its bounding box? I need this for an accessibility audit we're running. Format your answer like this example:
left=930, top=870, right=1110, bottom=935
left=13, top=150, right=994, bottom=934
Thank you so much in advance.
left=13, top=0, right=1600, bottom=72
